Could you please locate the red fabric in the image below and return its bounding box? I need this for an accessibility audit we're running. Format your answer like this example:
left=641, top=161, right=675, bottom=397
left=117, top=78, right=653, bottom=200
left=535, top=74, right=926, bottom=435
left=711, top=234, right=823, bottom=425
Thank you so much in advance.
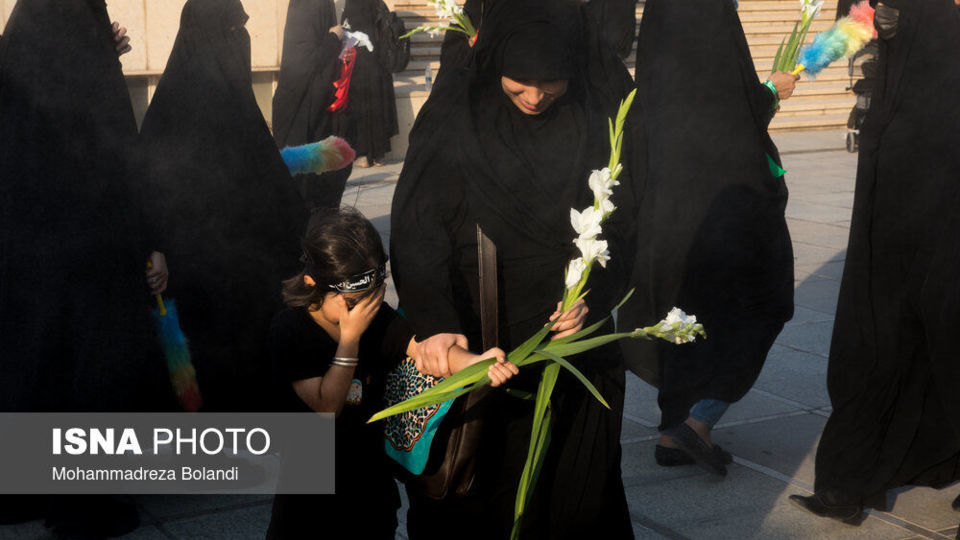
left=327, top=47, right=357, bottom=112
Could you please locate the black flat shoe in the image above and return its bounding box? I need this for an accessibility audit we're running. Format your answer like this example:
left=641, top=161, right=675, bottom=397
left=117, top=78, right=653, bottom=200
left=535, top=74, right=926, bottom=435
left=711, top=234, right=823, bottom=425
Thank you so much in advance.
left=664, top=424, right=727, bottom=476
left=953, top=493, right=960, bottom=511
left=655, top=444, right=733, bottom=467
left=789, top=493, right=862, bottom=524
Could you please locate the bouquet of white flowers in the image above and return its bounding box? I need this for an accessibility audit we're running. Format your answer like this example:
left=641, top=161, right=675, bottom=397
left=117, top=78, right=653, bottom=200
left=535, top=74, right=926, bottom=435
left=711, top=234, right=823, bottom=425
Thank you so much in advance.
left=369, top=89, right=705, bottom=538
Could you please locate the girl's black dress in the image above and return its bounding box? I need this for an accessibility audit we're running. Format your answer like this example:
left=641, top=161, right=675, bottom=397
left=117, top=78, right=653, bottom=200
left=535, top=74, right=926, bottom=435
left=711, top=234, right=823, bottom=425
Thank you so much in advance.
left=267, top=304, right=413, bottom=539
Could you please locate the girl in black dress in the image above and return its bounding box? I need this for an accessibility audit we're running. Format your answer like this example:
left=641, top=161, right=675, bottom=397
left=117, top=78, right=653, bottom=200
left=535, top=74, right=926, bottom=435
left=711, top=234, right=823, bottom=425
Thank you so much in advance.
left=267, top=208, right=514, bottom=539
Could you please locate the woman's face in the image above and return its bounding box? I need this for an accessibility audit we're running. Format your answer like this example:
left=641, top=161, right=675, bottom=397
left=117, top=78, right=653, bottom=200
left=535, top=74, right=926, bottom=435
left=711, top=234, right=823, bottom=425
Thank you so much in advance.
left=500, top=76, right=570, bottom=115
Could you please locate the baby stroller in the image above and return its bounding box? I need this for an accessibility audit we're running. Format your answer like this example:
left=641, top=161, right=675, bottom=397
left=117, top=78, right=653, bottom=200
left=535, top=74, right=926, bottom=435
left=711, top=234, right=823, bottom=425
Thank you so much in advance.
left=845, top=40, right=879, bottom=153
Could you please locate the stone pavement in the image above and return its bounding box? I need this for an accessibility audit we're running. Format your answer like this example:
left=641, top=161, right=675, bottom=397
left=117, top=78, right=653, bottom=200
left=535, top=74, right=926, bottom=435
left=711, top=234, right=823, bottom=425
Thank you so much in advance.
left=3, top=130, right=958, bottom=540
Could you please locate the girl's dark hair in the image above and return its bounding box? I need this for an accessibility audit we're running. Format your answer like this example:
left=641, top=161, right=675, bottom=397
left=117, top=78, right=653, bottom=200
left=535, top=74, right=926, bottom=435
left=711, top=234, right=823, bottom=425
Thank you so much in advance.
left=281, top=207, right=387, bottom=309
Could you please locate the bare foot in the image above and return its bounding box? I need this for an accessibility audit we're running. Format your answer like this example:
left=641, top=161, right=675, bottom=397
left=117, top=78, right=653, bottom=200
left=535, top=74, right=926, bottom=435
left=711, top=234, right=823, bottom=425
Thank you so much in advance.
left=658, top=434, right=679, bottom=448
left=684, top=416, right=713, bottom=447
left=355, top=156, right=369, bottom=168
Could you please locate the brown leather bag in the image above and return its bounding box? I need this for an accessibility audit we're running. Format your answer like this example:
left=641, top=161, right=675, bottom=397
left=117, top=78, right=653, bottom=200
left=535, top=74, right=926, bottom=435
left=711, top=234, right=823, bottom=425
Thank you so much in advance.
left=408, top=225, right=497, bottom=499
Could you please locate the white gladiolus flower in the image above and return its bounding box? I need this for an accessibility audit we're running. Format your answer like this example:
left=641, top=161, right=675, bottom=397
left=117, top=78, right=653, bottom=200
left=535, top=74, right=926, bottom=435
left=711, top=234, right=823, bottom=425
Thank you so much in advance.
left=432, top=0, right=462, bottom=21
left=574, top=237, right=610, bottom=268
left=598, top=197, right=615, bottom=216
left=587, top=168, right=618, bottom=201
left=565, top=258, right=587, bottom=290
left=570, top=207, right=603, bottom=240
left=664, top=307, right=697, bottom=327
left=801, top=0, right=823, bottom=17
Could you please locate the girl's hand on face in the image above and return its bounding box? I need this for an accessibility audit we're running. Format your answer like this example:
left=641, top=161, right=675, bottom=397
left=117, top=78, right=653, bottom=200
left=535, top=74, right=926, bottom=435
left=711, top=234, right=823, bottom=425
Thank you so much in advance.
left=337, top=284, right=385, bottom=343
left=548, top=299, right=588, bottom=340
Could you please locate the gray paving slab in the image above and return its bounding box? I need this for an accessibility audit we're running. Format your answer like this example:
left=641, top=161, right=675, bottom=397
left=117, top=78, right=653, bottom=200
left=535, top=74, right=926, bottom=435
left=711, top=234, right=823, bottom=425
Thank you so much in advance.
left=625, top=458, right=912, bottom=540
left=136, top=494, right=272, bottom=521
left=795, top=260, right=846, bottom=282
left=884, top=484, right=960, bottom=532
left=712, top=412, right=826, bottom=487
left=159, top=501, right=272, bottom=540
left=0, top=519, right=51, bottom=540
left=753, top=349, right=831, bottom=408
left=785, top=305, right=835, bottom=325
left=622, top=374, right=803, bottom=428
left=775, top=320, right=836, bottom=358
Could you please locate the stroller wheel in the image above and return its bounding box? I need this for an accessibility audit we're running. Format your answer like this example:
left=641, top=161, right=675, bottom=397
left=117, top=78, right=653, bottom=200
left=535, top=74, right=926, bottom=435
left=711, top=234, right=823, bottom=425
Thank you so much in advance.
left=846, top=131, right=858, bottom=153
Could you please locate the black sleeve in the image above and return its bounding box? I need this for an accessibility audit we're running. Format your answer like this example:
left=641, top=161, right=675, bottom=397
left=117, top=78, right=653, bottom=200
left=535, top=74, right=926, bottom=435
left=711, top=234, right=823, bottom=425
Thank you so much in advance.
left=390, top=153, right=466, bottom=339
left=375, top=304, right=416, bottom=367
left=270, top=310, right=334, bottom=384
left=749, top=79, right=778, bottom=131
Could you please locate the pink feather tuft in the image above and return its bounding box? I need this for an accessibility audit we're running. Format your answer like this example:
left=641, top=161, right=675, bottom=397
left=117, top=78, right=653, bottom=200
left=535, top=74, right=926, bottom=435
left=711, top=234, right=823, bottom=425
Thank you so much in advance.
left=848, top=1, right=877, bottom=37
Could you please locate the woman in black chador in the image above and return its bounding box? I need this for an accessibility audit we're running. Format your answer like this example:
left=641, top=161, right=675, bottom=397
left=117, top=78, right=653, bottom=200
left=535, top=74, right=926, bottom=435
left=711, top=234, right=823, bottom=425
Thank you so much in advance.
left=791, top=0, right=960, bottom=522
left=140, top=0, right=307, bottom=411
left=0, top=1, right=174, bottom=412
left=391, top=0, right=640, bottom=537
left=273, top=0, right=353, bottom=209
left=340, top=0, right=399, bottom=167
left=619, top=0, right=796, bottom=475
left=0, top=0, right=174, bottom=535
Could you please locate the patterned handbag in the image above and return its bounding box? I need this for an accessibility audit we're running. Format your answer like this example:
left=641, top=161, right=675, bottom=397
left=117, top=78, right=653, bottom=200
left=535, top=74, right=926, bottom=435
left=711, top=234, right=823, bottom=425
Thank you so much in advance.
left=383, top=357, right=454, bottom=475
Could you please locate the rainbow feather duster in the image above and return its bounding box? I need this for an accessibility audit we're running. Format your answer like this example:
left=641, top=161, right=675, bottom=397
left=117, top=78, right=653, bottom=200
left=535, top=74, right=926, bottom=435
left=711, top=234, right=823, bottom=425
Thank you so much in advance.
left=280, top=136, right=356, bottom=176
left=794, top=1, right=876, bottom=78
left=153, top=298, right=203, bottom=412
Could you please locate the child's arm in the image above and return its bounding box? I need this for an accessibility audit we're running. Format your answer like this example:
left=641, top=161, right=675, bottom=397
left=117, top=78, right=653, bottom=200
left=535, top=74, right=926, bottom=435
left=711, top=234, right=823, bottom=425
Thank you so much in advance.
left=292, top=337, right=361, bottom=417
left=293, top=286, right=385, bottom=417
left=406, top=337, right=518, bottom=387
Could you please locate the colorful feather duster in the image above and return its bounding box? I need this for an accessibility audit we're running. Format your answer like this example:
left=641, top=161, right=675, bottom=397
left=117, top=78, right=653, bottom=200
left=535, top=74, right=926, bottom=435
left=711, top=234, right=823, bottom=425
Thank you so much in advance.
left=153, top=297, right=203, bottom=412
left=793, top=1, right=876, bottom=78
left=280, top=136, right=356, bottom=176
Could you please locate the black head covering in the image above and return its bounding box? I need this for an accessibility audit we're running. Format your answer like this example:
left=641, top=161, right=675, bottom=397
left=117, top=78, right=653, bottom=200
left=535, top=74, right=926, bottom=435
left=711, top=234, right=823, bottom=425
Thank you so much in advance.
left=619, top=0, right=794, bottom=430
left=392, top=0, right=639, bottom=338
left=814, top=0, right=960, bottom=500
left=0, top=0, right=173, bottom=411
left=273, top=0, right=342, bottom=148
left=140, top=0, right=307, bottom=411
left=341, top=0, right=379, bottom=30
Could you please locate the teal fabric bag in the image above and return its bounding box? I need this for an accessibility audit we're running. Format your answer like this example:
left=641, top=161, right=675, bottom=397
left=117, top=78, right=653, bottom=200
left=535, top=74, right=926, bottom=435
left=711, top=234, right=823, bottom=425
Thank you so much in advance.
left=383, top=357, right=453, bottom=474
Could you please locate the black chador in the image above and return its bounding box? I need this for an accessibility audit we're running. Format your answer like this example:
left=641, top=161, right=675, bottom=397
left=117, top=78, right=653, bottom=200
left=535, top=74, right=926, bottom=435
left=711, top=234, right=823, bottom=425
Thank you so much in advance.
left=340, top=0, right=399, bottom=164
left=391, top=0, right=641, bottom=537
left=0, top=0, right=173, bottom=413
left=273, top=0, right=353, bottom=209
left=140, top=0, right=307, bottom=411
left=0, top=0, right=174, bottom=535
left=619, top=0, right=794, bottom=430
left=793, top=0, right=960, bottom=519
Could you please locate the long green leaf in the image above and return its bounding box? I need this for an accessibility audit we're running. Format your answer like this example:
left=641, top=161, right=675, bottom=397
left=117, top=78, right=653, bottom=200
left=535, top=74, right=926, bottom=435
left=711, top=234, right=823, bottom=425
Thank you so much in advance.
left=536, top=350, right=609, bottom=409
left=542, top=330, right=639, bottom=357
left=367, top=384, right=474, bottom=423
left=613, top=288, right=636, bottom=313
left=547, top=315, right=610, bottom=346
left=772, top=36, right=786, bottom=74
left=782, top=20, right=801, bottom=72
left=511, top=402, right=552, bottom=540
left=513, top=364, right=559, bottom=528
